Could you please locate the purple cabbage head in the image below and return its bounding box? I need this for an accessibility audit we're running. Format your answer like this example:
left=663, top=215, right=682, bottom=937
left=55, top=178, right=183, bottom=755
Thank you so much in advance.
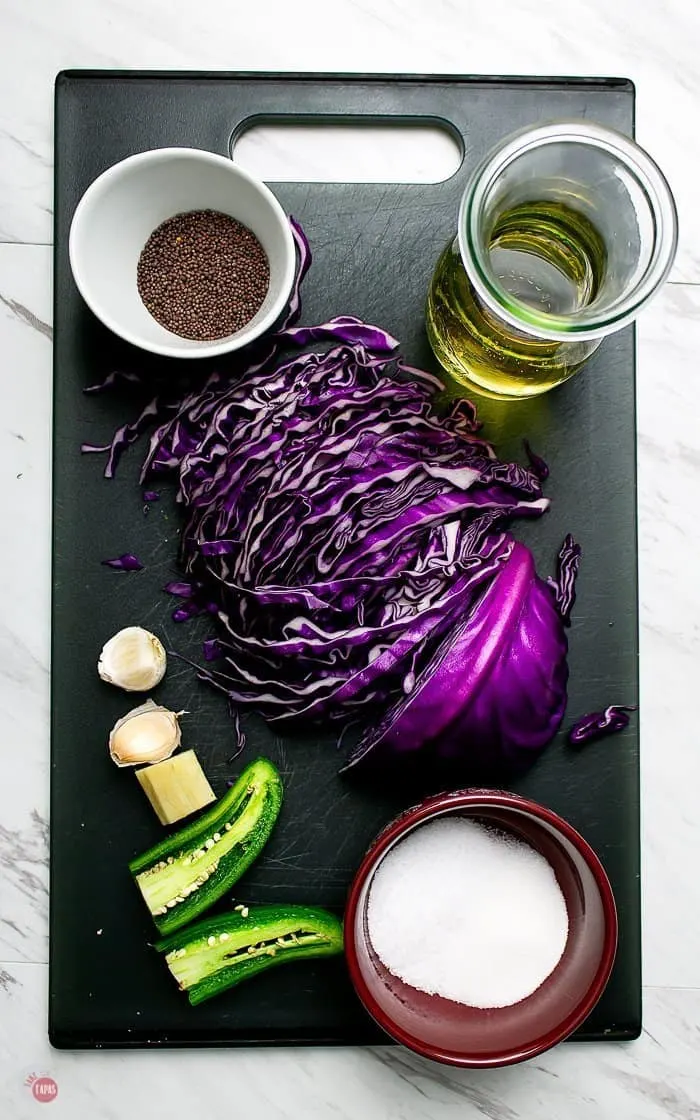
left=346, top=541, right=570, bottom=773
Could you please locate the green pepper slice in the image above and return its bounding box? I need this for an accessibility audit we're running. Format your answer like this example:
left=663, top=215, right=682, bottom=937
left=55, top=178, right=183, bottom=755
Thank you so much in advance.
left=129, top=757, right=282, bottom=937
left=156, top=904, right=344, bottom=1005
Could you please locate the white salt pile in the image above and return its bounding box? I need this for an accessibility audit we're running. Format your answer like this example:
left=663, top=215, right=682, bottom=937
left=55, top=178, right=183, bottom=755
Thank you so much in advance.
left=367, top=817, right=569, bottom=1009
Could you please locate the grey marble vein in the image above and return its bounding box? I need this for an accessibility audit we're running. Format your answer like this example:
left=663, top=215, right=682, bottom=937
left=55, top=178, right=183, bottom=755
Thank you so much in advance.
left=0, top=129, right=51, bottom=167
left=0, top=813, right=49, bottom=907
left=372, top=1048, right=521, bottom=1119
left=0, top=291, right=52, bottom=339
left=0, top=967, right=18, bottom=992
left=0, top=809, right=49, bottom=963
left=607, top=1070, right=700, bottom=1120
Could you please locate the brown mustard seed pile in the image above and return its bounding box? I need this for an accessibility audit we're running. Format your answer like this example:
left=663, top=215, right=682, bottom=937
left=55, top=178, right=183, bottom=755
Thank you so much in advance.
left=137, top=209, right=270, bottom=341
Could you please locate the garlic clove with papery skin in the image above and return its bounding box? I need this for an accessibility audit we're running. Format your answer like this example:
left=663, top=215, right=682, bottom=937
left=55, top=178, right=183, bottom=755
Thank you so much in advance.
left=109, top=700, right=182, bottom=768
left=98, top=626, right=167, bottom=692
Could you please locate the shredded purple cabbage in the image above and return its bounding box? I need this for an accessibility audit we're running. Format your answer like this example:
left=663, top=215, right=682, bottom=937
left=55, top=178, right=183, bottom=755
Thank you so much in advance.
left=101, top=553, right=144, bottom=571
left=549, top=534, right=581, bottom=626
left=569, top=705, right=636, bottom=746
left=227, top=709, right=247, bottom=763
left=281, top=316, right=399, bottom=352
left=143, top=490, right=160, bottom=502
left=164, top=581, right=193, bottom=597
left=523, top=440, right=549, bottom=482
left=84, top=370, right=143, bottom=395
left=84, top=219, right=580, bottom=773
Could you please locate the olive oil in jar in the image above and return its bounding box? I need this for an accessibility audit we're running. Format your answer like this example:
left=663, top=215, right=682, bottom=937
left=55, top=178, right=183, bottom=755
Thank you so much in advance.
left=426, top=200, right=608, bottom=399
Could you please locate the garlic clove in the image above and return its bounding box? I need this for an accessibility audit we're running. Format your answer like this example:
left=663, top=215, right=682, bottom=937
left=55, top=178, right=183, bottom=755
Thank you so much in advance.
left=98, top=626, right=167, bottom=692
left=109, top=700, right=182, bottom=768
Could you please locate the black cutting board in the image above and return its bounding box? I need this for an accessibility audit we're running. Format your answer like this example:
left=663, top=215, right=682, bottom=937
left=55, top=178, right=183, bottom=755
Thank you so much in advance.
left=50, top=71, right=640, bottom=1048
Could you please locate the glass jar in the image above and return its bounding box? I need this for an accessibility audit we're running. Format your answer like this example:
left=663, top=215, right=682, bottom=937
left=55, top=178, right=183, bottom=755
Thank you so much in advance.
left=426, top=122, right=678, bottom=399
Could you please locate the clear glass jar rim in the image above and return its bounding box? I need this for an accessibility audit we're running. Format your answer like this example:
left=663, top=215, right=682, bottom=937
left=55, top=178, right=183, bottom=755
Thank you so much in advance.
left=458, top=122, right=678, bottom=342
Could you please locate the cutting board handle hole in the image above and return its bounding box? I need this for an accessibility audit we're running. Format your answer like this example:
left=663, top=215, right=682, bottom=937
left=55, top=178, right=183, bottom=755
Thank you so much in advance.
left=230, top=117, right=463, bottom=184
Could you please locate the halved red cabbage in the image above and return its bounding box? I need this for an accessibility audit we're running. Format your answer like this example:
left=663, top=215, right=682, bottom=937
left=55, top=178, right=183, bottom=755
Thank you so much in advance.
left=345, top=542, right=569, bottom=771
left=84, top=219, right=578, bottom=773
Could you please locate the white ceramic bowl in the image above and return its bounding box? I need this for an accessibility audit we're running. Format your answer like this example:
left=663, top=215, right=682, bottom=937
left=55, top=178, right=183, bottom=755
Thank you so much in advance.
left=68, top=147, right=296, bottom=359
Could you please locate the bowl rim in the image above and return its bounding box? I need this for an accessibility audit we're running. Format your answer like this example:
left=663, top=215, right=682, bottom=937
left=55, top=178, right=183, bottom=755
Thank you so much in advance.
left=344, top=787, right=618, bottom=1068
left=68, top=146, right=296, bottom=359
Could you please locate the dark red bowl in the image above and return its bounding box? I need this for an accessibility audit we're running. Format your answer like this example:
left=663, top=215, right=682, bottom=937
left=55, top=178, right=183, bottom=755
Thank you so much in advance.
left=345, top=789, right=617, bottom=1068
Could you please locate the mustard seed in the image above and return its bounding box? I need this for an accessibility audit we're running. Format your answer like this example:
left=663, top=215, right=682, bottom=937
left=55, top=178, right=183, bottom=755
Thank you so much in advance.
left=137, top=209, right=270, bottom=340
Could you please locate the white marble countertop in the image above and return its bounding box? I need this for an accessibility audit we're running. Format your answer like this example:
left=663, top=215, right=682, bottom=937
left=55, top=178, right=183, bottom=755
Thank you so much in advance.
left=1, top=1, right=699, bottom=1116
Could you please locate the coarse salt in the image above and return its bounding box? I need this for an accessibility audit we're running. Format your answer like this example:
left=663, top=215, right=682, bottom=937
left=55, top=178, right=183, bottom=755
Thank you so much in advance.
left=367, top=817, right=569, bottom=1009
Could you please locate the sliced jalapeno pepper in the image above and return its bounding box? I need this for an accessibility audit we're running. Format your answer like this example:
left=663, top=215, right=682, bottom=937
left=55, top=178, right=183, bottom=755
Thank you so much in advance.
left=129, top=757, right=283, bottom=937
left=156, top=904, right=344, bottom=1005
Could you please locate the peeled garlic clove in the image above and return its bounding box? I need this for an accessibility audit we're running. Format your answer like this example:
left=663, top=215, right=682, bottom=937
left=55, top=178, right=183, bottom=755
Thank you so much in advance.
left=109, top=700, right=182, bottom=768
left=98, top=626, right=166, bottom=692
